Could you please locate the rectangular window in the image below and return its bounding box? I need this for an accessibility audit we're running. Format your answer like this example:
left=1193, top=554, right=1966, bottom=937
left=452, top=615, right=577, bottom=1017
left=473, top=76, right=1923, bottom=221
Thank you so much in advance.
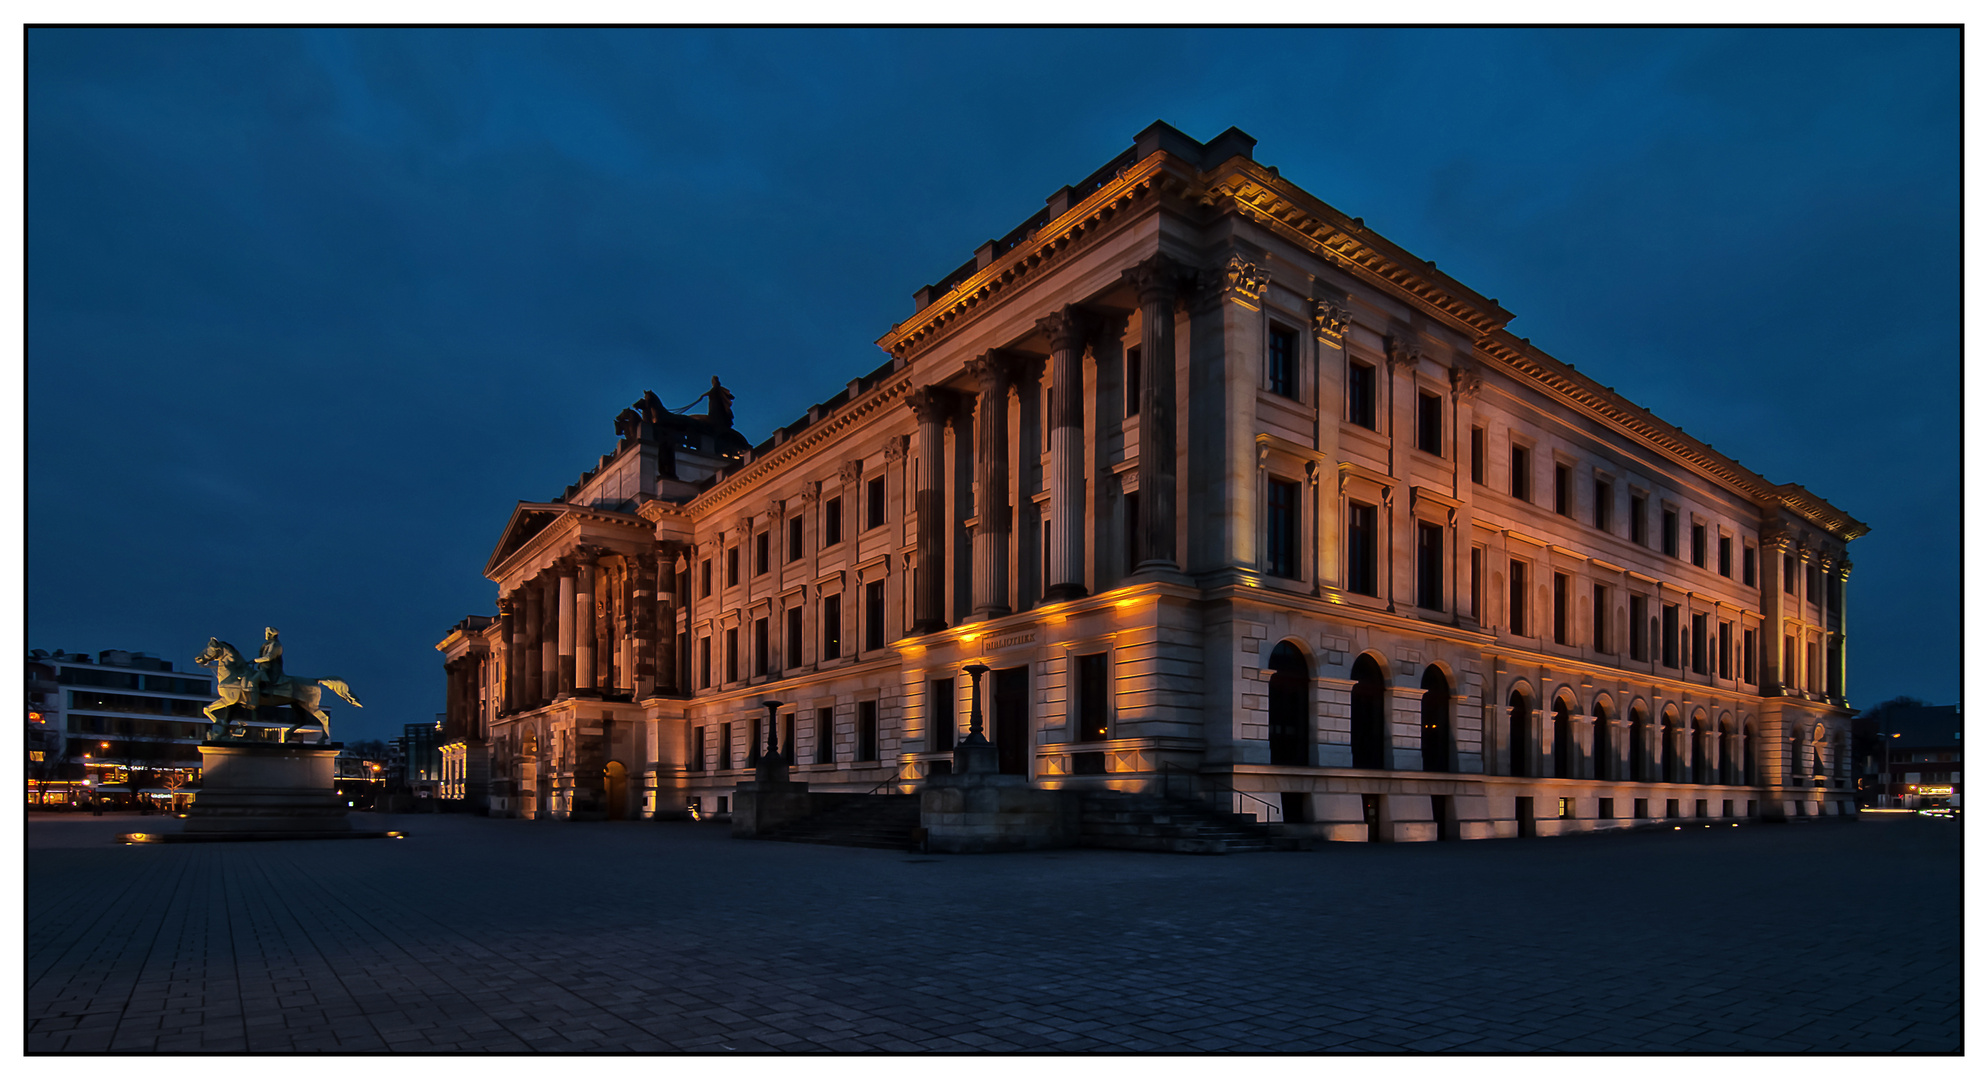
left=785, top=606, right=803, bottom=670
left=1416, top=521, right=1443, bottom=610
left=788, top=515, right=804, bottom=562
left=1510, top=444, right=1531, bottom=502
left=753, top=618, right=768, bottom=677
left=1783, top=553, right=1797, bottom=594
left=1630, top=493, right=1648, bottom=546
left=1509, top=560, right=1528, bottom=636
left=1554, top=463, right=1571, bottom=517
left=824, top=496, right=844, bottom=547
left=1783, top=635, right=1797, bottom=690
left=689, top=727, right=705, bottom=772
left=1347, top=501, right=1378, bottom=596
left=1806, top=562, right=1822, bottom=603
left=1593, top=584, right=1610, bottom=654
left=1743, top=627, right=1757, bottom=684
left=1076, top=652, right=1109, bottom=742
left=1470, top=546, right=1484, bottom=621
left=700, top=559, right=712, bottom=598
left=1691, top=523, right=1707, bottom=568
left=1742, top=543, right=1755, bottom=586
left=1594, top=478, right=1613, bottom=532
left=816, top=707, right=834, bottom=765
left=864, top=580, right=886, bottom=652
left=1718, top=535, right=1732, bottom=578
left=1690, top=613, right=1708, bottom=675
left=726, top=546, right=740, bottom=588
left=1416, top=390, right=1442, bottom=455
left=1662, top=508, right=1679, bottom=558
left=856, top=701, right=878, bottom=762
left=698, top=637, right=711, bottom=689
left=930, top=678, right=955, bottom=752
left=867, top=475, right=886, bottom=530
left=719, top=723, right=732, bottom=770
left=1268, top=325, right=1298, bottom=399
left=1552, top=572, right=1569, bottom=645
left=755, top=531, right=770, bottom=577
left=1718, top=620, right=1732, bottom=680
left=1347, top=360, right=1376, bottom=429
left=1470, top=426, right=1485, bottom=485
left=1266, top=478, right=1302, bottom=579
left=821, top=594, right=842, bottom=660
left=1806, top=641, right=1819, bottom=692
left=1124, top=346, right=1141, bottom=417
left=724, top=628, right=739, bottom=683
left=1662, top=604, right=1680, bottom=668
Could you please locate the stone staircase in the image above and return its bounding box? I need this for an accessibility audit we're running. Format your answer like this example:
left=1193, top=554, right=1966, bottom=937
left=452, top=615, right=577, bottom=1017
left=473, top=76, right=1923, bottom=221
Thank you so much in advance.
left=1079, top=792, right=1308, bottom=854
left=757, top=794, right=922, bottom=850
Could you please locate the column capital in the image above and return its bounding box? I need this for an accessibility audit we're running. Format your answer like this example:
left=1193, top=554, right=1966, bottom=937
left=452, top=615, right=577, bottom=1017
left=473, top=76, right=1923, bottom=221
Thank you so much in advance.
left=1450, top=359, right=1482, bottom=402
left=1122, top=252, right=1190, bottom=308
left=905, top=385, right=960, bottom=424
left=1035, top=304, right=1096, bottom=353
left=1385, top=334, right=1424, bottom=376
left=1311, top=295, right=1352, bottom=349
left=799, top=479, right=822, bottom=504
left=1195, top=249, right=1270, bottom=310
left=884, top=434, right=910, bottom=463
left=964, top=351, right=1021, bottom=397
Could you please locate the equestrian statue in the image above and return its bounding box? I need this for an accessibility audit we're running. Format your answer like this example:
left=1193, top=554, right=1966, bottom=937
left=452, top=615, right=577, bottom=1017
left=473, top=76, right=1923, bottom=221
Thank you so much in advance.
left=194, top=628, right=363, bottom=742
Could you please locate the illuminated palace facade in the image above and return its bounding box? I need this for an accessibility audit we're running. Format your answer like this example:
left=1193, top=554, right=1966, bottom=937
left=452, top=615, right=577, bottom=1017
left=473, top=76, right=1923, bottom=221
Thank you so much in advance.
left=438, top=121, right=1866, bottom=840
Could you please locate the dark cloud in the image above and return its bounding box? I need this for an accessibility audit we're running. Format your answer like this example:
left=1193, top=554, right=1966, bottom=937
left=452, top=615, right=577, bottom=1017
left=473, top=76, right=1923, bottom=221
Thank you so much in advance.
left=27, top=28, right=1959, bottom=739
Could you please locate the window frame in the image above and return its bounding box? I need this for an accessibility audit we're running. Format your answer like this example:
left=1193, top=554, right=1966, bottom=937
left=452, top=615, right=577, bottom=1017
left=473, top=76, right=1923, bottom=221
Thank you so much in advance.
left=1267, top=324, right=1299, bottom=400
left=1346, top=359, right=1377, bottom=430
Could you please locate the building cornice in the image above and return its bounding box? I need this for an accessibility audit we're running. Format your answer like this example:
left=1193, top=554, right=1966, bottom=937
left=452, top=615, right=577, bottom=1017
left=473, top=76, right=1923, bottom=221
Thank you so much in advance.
left=874, top=151, right=1195, bottom=360
left=684, top=372, right=915, bottom=516
left=1472, top=332, right=1869, bottom=543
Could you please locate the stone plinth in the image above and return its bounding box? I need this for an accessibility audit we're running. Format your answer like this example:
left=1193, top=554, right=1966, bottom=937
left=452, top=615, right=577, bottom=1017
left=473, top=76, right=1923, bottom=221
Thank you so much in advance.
left=131, top=741, right=393, bottom=843
left=730, top=780, right=814, bottom=839
left=920, top=771, right=1079, bottom=853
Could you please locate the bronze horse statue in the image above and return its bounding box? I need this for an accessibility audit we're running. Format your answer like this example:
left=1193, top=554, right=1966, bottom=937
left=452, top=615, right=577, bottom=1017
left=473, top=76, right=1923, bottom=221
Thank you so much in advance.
left=194, top=637, right=363, bottom=742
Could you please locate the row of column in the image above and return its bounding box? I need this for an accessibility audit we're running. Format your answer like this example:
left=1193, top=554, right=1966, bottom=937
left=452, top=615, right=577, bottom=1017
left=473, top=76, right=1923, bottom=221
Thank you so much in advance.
left=442, top=654, right=485, bottom=742
left=903, top=253, right=1189, bottom=632
left=497, top=546, right=679, bottom=714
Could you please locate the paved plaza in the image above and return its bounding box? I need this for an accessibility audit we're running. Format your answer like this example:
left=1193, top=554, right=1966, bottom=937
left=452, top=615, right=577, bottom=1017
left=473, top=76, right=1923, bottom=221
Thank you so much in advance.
left=27, top=811, right=1960, bottom=1053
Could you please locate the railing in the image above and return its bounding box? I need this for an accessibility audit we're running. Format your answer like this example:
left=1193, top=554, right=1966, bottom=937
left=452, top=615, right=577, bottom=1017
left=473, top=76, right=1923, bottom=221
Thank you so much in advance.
left=1160, top=762, right=1283, bottom=823
left=864, top=768, right=909, bottom=796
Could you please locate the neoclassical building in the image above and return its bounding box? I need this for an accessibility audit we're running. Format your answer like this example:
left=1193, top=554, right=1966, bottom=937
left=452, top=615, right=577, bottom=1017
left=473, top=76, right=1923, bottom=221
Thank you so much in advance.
left=437, top=121, right=1866, bottom=841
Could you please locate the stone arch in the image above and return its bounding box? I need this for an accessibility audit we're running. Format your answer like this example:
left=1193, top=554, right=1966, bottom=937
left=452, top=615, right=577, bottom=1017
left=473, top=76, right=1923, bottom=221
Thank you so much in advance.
left=1690, top=708, right=1711, bottom=784
left=1419, top=664, right=1453, bottom=773
left=1552, top=691, right=1578, bottom=779
left=1349, top=652, right=1388, bottom=770
left=1506, top=682, right=1534, bottom=778
left=603, top=760, right=629, bottom=821
left=1592, top=695, right=1615, bottom=781
left=1267, top=639, right=1311, bottom=767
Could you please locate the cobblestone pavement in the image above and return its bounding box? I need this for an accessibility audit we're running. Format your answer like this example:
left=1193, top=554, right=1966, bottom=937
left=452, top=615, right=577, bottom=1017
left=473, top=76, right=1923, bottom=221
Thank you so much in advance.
left=26, top=810, right=1960, bottom=1053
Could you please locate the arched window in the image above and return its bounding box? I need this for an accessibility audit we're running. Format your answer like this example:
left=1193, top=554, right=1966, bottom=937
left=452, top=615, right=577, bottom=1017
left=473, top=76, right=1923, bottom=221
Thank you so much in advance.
left=1552, top=698, right=1576, bottom=779
left=1719, top=718, right=1735, bottom=785
left=1630, top=706, right=1649, bottom=782
left=1692, top=715, right=1710, bottom=785
left=1350, top=654, right=1387, bottom=770
left=1507, top=689, right=1532, bottom=778
left=1267, top=641, right=1310, bottom=767
left=1593, top=702, right=1613, bottom=781
left=1420, top=666, right=1452, bottom=773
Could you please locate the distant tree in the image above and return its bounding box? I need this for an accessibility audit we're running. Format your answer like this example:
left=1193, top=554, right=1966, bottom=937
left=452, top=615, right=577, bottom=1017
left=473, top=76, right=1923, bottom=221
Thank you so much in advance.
left=1852, top=696, right=1929, bottom=779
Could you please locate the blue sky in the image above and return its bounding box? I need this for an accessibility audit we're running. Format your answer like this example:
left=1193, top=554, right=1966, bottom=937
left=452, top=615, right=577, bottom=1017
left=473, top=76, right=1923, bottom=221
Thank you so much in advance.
left=27, top=28, right=1959, bottom=742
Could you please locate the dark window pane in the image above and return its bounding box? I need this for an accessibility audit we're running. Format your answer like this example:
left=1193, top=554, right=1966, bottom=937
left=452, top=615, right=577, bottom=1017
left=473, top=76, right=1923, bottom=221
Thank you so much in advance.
left=1347, top=361, right=1375, bottom=429
left=1347, top=501, right=1378, bottom=596
left=1511, top=445, right=1531, bottom=501
left=1268, top=327, right=1297, bottom=399
left=1470, top=427, right=1484, bottom=484
left=868, top=476, right=886, bottom=530
left=1266, top=479, right=1301, bottom=579
left=1076, top=653, right=1109, bottom=742
left=1125, top=346, right=1141, bottom=417
left=822, top=594, right=841, bottom=660
left=1416, top=521, right=1443, bottom=610
left=1509, top=560, right=1527, bottom=636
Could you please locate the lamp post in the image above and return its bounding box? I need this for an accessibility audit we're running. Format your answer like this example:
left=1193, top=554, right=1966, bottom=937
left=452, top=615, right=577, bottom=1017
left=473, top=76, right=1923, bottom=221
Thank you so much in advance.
left=956, top=663, right=996, bottom=774
left=755, top=699, right=787, bottom=783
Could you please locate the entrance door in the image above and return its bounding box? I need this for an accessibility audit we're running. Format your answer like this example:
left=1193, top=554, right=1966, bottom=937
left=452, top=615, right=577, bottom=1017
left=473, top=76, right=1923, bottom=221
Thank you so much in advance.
left=604, top=761, right=627, bottom=821
left=992, top=666, right=1030, bottom=776
left=1267, top=642, right=1310, bottom=766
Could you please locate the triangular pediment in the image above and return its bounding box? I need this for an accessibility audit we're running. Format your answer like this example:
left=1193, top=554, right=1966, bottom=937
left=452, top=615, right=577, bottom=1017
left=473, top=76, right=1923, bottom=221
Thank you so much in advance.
left=482, top=502, right=567, bottom=579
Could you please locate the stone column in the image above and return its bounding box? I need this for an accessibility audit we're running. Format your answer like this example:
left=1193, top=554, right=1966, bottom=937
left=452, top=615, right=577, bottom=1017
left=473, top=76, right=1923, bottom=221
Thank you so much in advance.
left=1572, top=714, right=1597, bottom=779
left=555, top=562, right=577, bottom=697
left=1038, top=305, right=1093, bottom=602
left=538, top=574, right=559, bottom=706
left=1834, top=560, right=1852, bottom=703
left=632, top=550, right=658, bottom=697
left=656, top=551, right=680, bottom=695
left=1123, top=254, right=1185, bottom=573
left=522, top=579, right=543, bottom=708
left=906, top=387, right=955, bottom=634
left=966, top=353, right=1017, bottom=620
left=574, top=551, right=597, bottom=693
left=497, top=595, right=519, bottom=715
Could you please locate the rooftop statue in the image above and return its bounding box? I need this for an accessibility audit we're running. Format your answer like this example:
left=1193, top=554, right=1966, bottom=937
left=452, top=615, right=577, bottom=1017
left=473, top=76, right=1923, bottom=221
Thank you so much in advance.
left=194, top=628, right=363, bottom=743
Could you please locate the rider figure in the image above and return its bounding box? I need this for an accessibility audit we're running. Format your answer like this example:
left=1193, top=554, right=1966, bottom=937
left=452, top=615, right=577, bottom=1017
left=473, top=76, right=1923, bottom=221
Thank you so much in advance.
left=250, top=627, right=284, bottom=710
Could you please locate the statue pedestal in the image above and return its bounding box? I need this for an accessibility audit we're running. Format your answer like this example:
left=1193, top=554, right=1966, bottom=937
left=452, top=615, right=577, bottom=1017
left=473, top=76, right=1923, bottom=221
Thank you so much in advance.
left=125, top=741, right=396, bottom=843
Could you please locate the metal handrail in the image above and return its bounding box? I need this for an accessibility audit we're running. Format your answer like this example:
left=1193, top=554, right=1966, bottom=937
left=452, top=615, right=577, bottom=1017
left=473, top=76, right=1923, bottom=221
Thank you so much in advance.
left=863, top=768, right=908, bottom=796
left=1160, top=762, right=1283, bottom=823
